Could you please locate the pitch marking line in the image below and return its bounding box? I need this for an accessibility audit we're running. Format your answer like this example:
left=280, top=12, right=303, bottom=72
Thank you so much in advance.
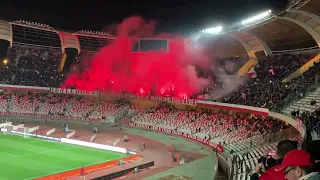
left=23, top=156, right=124, bottom=180
left=0, top=147, right=75, bottom=158
left=0, top=151, right=17, bottom=157
left=18, top=147, right=75, bottom=157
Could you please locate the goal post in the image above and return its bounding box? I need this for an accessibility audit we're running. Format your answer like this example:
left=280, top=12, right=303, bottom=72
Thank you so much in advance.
left=1, top=125, right=30, bottom=138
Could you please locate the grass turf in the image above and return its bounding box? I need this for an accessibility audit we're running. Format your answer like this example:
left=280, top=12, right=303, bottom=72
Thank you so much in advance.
left=0, top=133, right=125, bottom=180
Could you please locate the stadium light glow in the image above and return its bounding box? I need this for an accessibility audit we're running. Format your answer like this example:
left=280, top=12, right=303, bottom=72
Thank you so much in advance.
left=200, top=26, right=223, bottom=34
left=3, top=59, right=8, bottom=65
left=241, top=10, right=272, bottom=25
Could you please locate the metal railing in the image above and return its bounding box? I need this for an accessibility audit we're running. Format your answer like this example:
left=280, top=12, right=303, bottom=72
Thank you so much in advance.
left=272, top=80, right=318, bottom=113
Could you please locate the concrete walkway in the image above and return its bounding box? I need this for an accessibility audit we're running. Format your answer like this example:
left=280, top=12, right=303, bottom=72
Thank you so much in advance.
left=124, top=127, right=218, bottom=180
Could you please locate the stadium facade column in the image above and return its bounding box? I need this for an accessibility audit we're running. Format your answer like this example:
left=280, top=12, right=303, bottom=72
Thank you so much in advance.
left=56, top=32, right=80, bottom=71
left=229, top=32, right=259, bottom=76
left=56, top=31, right=81, bottom=53
left=0, top=21, right=13, bottom=47
left=59, top=53, right=67, bottom=72
left=278, top=10, right=320, bottom=82
left=247, top=32, right=273, bottom=56
left=277, top=13, right=320, bottom=48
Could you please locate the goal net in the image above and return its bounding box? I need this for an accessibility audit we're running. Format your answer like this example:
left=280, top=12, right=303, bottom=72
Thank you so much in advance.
left=1, top=124, right=30, bottom=138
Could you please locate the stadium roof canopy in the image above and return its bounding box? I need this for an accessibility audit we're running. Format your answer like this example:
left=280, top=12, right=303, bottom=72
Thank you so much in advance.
left=247, top=19, right=317, bottom=52
left=298, top=0, right=320, bottom=16
left=0, top=0, right=319, bottom=56
left=206, top=0, right=320, bottom=58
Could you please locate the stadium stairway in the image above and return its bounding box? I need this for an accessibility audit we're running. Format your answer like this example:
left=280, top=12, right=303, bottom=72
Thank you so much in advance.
left=282, top=53, right=320, bottom=82
left=86, top=101, right=103, bottom=117
left=231, top=143, right=278, bottom=180
left=282, top=87, right=320, bottom=114
left=114, top=105, right=130, bottom=122
left=6, top=92, right=14, bottom=112
left=34, top=94, right=47, bottom=113
left=63, top=97, right=75, bottom=115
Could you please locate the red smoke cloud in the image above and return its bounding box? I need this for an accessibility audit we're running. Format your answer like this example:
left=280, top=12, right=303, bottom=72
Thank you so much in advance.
left=63, top=16, right=211, bottom=99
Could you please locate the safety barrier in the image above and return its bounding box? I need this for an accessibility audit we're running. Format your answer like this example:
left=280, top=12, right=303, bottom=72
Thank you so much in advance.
left=92, top=161, right=154, bottom=180
left=113, top=138, right=121, bottom=146
left=66, top=131, right=75, bottom=139
left=91, top=133, right=97, bottom=142
left=0, top=111, right=103, bottom=123
left=128, top=122, right=224, bottom=153
left=0, top=122, right=12, bottom=127
left=13, top=124, right=24, bottom=130
left=46, top=128, right=55, bottom=136
left=29, top=126, right=39, bottom=133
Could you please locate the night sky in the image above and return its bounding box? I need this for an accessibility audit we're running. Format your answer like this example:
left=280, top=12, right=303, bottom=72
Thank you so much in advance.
left=0, top=0, right=289, bottom=34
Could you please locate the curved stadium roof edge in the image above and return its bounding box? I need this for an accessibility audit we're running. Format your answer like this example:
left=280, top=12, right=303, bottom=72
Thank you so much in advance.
left=201, top=0, right=320, bottom=58
left=0, top=0, right=319, bottom=55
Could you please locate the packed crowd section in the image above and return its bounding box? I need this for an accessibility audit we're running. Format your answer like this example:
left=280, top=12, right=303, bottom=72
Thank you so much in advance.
left=214, top=54, right=319, bottom=109
left=1, top=45, right=319, bottom=112
left=1, top=45, right=318, bottom=131
left=300, top=107, right=320, bottom=138
left=0, top=46, right=63, bottom=87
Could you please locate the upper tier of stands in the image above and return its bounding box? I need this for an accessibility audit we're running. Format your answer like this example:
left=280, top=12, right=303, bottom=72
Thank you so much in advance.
left=1, top=46, right=63, bottom=87
left=212, top=54, right=320, bottom=110
left=2, top=46, right=319, bottom=111
left=1, top=44, right=318, bottom=123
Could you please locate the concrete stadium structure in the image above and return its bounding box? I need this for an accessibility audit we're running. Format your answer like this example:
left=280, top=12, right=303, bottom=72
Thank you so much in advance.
left=0, top=0, right=319, bottom=179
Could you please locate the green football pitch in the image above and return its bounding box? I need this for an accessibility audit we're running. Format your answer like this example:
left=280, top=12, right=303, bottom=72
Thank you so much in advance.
left=0, top=133, right=125, bottom=180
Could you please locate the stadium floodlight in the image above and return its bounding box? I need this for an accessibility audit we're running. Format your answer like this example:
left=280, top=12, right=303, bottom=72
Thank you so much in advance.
left=241, top=10, right=272, bottom=25
left=200, top=26, right=223, bottom=34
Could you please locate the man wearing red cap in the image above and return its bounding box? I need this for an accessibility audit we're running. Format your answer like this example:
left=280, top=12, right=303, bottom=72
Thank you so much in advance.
left=275, top=149, right=320, bottom=180
left=251, top=140, right=297, bottom=180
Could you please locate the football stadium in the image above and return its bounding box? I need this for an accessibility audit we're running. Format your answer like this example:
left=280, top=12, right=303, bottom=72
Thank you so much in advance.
left=0, top=0, right=320, bottom=180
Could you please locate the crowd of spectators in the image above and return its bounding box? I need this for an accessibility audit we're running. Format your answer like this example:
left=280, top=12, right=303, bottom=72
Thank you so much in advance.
left=212, top=54, right=320, bottom=110
left=1, top=46, right=319, bottom=113
left=300, top=108, right=320, bottom=138
left=0, top=46, right=63, bottom=87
